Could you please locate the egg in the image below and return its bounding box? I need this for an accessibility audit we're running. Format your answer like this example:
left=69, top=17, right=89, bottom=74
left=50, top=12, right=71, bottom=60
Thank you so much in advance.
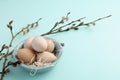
left=37, top=51, right=57, bottom=63
left=32, top=36, right=47, bottom=52
left=17, top=48, right=35, bottom=64
left=46, top=39, right=55, bottom=52
left=24, top=37, right=34, bottom=49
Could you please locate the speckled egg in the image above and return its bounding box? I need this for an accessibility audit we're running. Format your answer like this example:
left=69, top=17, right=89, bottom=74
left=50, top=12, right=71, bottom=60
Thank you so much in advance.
left=24, top=37, right=34, bottom=49
left=17, top=48, right=35, bottom=64
left=37, top=51, right=57, bottom=63
left=32, top=36, right=47, bottom=52
left=46, top=39, right=55, bottom=52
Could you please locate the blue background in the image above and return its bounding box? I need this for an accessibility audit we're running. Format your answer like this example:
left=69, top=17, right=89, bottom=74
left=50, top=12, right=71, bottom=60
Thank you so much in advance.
left=0, top=0, right=120, bottom=80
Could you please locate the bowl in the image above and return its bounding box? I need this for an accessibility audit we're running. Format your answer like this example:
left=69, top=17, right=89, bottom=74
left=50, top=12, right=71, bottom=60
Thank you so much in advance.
left=13, top=37, right=62, bottom=76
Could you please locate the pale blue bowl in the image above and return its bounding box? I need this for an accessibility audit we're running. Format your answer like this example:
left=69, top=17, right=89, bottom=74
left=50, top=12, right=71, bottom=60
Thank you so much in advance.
left=13, top=38, right=62, bottom=76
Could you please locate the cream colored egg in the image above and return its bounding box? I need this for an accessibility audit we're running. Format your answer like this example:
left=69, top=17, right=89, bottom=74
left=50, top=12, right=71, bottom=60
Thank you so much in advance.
left=37, top=51, right=57, bottom=63
left=17, top=48, right=35, bottom=64
left=32, top=36, right=47, bottom=52
left=24, top=37, right=34, bottom=49
left=46, top=39, right=55, bottom=52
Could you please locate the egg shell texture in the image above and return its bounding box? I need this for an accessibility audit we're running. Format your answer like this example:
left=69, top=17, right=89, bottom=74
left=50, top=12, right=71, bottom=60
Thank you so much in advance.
left=32, top=36, right=47, bottom=52
left=37, top=51, right=57, bottom=63
left=24, top=37, right=34, bottom=49
left=17, top=48, right=35, bottom=64
left=46, top=39, right=55, bottom=52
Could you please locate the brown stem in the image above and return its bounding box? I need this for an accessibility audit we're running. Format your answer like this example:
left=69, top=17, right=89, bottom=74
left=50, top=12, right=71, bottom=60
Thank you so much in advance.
left=10, top=29, right=14, bottom=39
left=83, top=15, right=112, bottom=25
left=52, top=17, right=85, bottom=32
left=1, top=33, right=17, bottom=80
left=48, top=12, right=71, bottom=33
left=41, top=15, right=111, bottom=36
left=0, top=45, right=5, bottom=53
left=0, top=18, right=41, bottom=80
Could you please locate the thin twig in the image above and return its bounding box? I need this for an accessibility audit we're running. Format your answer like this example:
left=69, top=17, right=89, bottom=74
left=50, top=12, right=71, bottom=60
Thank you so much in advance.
left=0, top=18, right=41, bottom=80
left=49, top=12, right=71, bottom=33
left=83, top=15, right=112, bottom=26
left=52, top=17, right=86, bottom=32
left=41, top=15, right=111, bottom=36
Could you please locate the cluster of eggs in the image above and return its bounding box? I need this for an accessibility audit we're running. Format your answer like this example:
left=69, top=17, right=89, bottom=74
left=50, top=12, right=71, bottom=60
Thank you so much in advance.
left=17, top=36, right=57, bottom=66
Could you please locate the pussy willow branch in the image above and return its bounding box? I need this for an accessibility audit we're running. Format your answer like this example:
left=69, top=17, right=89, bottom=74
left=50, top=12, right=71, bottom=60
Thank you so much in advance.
left=41, top=13, right=112, bottom=36
left=49, top=12, right=70, bottom=33
left=52, top=17, right=86, bottom=32
left=0, top=18, right=41, bottom=80
left=83, top=15, right=112, bottom=26
left=0, top=44, right=8, bottom=53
